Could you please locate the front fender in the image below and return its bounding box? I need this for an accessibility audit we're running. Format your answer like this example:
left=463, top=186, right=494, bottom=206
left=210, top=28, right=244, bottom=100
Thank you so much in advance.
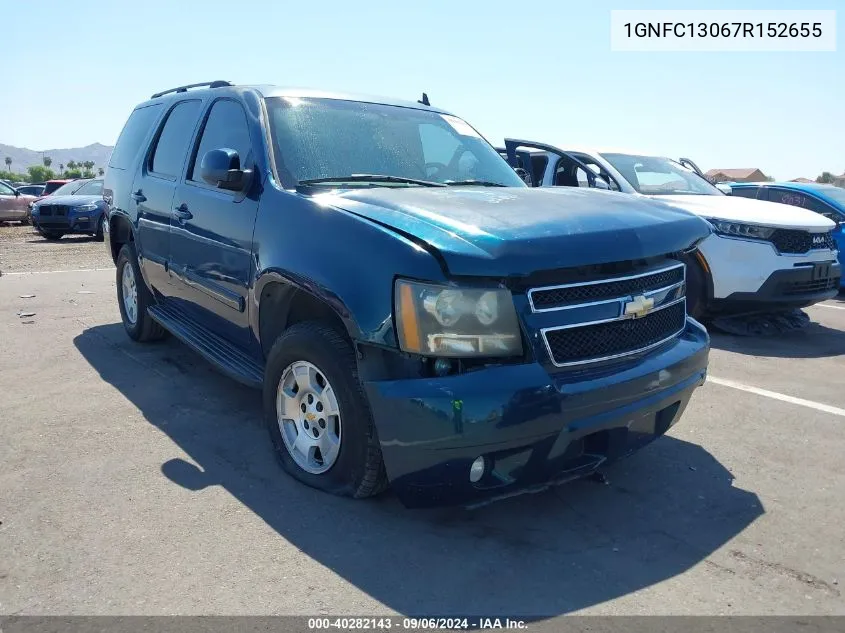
left=249, top=188, right=446, bottom=348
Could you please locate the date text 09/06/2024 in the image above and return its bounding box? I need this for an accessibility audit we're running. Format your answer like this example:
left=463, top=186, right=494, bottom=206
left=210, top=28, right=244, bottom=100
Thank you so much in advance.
left=623, top=22, right=823, bottom=39
left=307, top=617, right=528, bottom=630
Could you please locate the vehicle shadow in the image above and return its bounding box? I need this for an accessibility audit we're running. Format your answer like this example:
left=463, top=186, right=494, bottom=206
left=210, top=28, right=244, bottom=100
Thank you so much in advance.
left=707, top=321, right=845, bottom=359
left=26, top=235, right=99, bottom=244
left=74, top=323, right=763, bottom=618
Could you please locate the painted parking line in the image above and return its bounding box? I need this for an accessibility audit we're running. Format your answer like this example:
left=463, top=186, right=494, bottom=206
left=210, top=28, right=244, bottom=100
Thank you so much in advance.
left=814, top=303, right=845, bottom=311
left=1, top=267, right=114, bottom=276
left=708, top=376, right=845, bottom=418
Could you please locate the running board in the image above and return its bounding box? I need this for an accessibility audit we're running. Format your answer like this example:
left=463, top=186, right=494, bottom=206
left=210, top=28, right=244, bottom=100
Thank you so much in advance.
left=148, top=303, right=264, bottom=389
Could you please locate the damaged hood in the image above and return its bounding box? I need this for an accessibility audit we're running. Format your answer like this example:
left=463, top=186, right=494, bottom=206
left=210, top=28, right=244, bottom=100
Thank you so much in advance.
left=322, top=186, right=711, bottom=277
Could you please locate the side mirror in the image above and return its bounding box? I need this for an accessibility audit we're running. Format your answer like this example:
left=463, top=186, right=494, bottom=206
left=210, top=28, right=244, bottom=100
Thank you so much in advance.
left=715, top=183, right=732, bottom=195
left=14, top=189, right=21, bottom=197
left=200, top=148, right=248, bottom=191
left=593, top=178, right=610, bottom=191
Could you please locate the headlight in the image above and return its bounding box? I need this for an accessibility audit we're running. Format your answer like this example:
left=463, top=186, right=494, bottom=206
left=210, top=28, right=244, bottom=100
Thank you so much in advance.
left=76, top=203, right=98, bottom=212
left=707, top=218, right=774, bottom=240
left=395, top=280, right=523, bottom=357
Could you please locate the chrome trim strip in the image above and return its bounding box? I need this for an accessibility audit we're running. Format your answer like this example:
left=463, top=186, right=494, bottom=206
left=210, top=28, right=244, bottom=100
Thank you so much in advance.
left=542, top=324, right=687, bottom=368
left=541, top=295, right=686, bottom=332
left=530, top=280, right=687, bottom=313
left=528, top=261, right=685, bottom=313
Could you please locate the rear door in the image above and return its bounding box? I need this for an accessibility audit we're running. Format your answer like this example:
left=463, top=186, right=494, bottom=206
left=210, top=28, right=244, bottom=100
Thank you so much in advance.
left=131, top=99, right=204, bottom=293
left=169, top=97, right=260, bottom=346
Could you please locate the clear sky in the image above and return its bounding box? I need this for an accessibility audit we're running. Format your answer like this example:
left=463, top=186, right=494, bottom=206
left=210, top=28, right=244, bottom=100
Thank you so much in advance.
left=3, top=0, right=843, bottom=180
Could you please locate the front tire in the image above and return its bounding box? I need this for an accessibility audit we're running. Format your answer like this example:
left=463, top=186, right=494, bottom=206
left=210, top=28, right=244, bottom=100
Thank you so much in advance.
left=94, top=215, right=105, bottom=242
left=263, top=322, right=388, bottom=499
left=116, top=243, right=167, bottom=342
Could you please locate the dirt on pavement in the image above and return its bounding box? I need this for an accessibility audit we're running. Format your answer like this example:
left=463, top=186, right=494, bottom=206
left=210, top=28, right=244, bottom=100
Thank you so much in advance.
left=0, top=223, right=114, bottom=274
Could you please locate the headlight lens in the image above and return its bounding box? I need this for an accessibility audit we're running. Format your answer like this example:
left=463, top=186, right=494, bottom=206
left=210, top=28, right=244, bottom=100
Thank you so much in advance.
left=395, top=280, right=523, bottom=357
left=76, top=203, right=98, bottom=212
left=707, top=219, right=774, bottom=240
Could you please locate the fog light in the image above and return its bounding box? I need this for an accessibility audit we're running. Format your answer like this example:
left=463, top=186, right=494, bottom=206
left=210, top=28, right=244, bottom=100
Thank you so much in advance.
left=469, top=456, right=485, bottom=483
left=433, top=358, right=452, bottom=376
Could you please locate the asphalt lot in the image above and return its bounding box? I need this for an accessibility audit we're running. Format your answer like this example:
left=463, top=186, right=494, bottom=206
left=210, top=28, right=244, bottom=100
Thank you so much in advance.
left=1, top=224, right=844, bottom=619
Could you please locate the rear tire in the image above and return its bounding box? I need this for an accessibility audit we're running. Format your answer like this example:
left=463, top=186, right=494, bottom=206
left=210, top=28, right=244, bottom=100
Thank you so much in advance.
left=116, top=242, right=167, bottom=342
left=263, top=321, right=388, bottom=499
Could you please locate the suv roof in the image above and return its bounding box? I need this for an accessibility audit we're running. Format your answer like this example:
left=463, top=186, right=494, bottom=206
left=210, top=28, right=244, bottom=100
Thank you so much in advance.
left=142, top=80, right=451, bottom=115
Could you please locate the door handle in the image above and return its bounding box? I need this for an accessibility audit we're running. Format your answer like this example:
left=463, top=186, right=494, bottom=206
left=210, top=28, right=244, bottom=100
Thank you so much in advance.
left=131, top=190, right=146, bottom=203
left=173, top=203, right=193, bottom=223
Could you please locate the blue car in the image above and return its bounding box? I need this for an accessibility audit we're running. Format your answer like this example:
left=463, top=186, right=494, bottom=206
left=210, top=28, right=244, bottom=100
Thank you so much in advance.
left=729, top=181, right=845, bottom=289
left=30, top=178, right=106, bottom=241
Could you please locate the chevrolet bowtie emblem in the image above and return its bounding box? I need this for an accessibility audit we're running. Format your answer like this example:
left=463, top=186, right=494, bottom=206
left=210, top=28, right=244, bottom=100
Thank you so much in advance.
left=624, top=295, right=655, bottom=319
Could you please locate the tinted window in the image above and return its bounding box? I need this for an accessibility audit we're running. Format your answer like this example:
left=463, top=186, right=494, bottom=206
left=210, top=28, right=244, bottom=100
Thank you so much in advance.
left=43, top=181, right=67, bottom=195
left=150, top=100, right=202, bottom=178
left=74, top=180, right=104, bottom=196
left=109, top=103, right=163, bottom=170
left=731, top=186, right=759, bottom=199
left=768, top=188, right=841, bottom=220
left=190, top=100, right=253, bottom=182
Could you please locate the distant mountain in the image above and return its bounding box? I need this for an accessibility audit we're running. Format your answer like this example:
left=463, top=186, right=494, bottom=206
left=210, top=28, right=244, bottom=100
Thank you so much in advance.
left=0, top=142, right=113, bottom=173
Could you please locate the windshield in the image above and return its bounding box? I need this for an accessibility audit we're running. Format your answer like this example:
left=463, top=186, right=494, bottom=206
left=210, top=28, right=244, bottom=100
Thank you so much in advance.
left=49, top=180, right=86, bottom=196
left=265, top=97, right=525, bottom=188
left=73, top=180, right=103, bottom=196
left=601, top=153, right=723, bottom=196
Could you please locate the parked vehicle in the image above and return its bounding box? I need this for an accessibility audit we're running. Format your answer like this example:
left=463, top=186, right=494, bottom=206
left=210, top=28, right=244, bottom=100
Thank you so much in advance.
left=30, top=178, right=106, bottom=241
left=729, top=181, right=845, bottom=289
left=499, top=140, right=840, bottom=318
left=104, top=81, right=711, bottom=508
left=0, top=180, right=38, bottom=224
left=41, top=179, right=76, bottom=196
left=16, top=183, right=46, bottom=197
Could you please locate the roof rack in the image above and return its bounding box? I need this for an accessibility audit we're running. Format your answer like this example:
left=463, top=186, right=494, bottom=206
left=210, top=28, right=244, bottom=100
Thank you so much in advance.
left=150, top=80, right=233, bottom=99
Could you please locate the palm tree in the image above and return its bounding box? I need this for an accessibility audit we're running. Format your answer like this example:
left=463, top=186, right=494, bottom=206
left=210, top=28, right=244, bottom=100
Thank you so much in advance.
left=84, top=160, right=95, bottom=173
left=59, top=163, right=65, bottom=175
left=67, top=160, right=77, bottom=172
left=43, top=156, right=52, bottom=168
left=98, top=167, right=104, bottom=176
left=4, top=156, right=11, bottom=173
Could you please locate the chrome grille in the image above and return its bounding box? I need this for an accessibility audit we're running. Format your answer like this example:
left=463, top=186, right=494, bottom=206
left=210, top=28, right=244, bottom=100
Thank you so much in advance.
left=531, top=261, right=688, bottom=367
left=529, top=264, right=685, bottom=311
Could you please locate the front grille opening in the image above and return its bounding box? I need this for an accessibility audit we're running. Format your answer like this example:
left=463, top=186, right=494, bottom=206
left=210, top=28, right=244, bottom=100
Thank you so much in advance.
left=544, top=301, right=686, bottom=366
left=770, top=229, right=836, bottom=254
left=530, top=264, right=684, bottom=311
left=780, top=277, right=841, bottom=295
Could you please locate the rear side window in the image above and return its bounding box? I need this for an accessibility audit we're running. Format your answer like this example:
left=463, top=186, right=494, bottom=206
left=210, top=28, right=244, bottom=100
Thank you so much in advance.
left=768, top=189, right=840, bottom=220
left=109, top=104, right=163, bottom=170
left=731, top=186, right=759, bottom=199
left=150, top=100, right=203, bottom=179
left=189, top=99, right=253, bottom=182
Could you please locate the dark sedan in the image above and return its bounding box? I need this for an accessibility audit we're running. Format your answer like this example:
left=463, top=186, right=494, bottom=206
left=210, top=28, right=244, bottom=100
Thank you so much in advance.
left=30, top=178, right=107, bottom=240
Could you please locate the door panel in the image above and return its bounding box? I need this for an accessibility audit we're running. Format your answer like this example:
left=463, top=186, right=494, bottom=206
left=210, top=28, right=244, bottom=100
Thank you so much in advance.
left=168, top=98, right=259, bottom=346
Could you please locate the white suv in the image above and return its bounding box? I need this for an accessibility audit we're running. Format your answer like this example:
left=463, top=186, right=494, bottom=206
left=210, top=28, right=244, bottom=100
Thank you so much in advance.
left=500, top=140, right=841, bottom=318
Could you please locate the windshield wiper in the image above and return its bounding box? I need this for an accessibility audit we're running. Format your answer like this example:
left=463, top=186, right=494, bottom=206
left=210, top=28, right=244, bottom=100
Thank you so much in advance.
left=297, top=174, right=446, bottom=188
left=443, top=179, right=507, bottom=187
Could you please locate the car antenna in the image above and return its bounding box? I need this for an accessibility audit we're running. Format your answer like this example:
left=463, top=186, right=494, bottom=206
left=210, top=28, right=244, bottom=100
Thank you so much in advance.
left=418, top=92, right=430, bottom=106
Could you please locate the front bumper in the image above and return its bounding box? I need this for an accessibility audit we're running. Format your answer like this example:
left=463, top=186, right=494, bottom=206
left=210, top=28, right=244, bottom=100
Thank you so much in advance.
left=716, top=260, right=841, bottom=312
left=364, top=320, right=709, bottom=508
left=33, top=211, right=101, bottom=234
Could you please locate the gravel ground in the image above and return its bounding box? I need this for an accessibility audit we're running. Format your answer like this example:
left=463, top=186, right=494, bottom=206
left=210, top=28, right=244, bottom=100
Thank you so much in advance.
left=1, top=235, right=844, bottom=621
left=0, top=223, right=114, bottom=275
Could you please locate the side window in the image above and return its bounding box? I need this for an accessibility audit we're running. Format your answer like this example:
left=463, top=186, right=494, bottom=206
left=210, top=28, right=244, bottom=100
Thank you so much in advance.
left=149, top=100, right=203, bottom=179
left=731, top=186, right=759, bottom=199
left=190, top=99, right=253, bottom=182
left=571, top=154, right=620, bottom=191
left=767, top=188, right=809, bottom=208
left=109, top=103, right=163, bottom=170
left=0, top=182, right=15, bottom=196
